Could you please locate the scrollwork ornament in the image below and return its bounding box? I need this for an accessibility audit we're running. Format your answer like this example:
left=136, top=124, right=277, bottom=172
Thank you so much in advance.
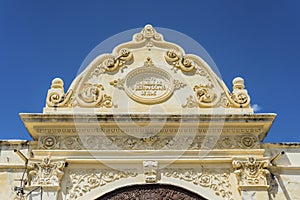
left=163, top=168, right=233, bottom=200
left=194, top=84, right=216, bottom=104
left=165, top=50, right=195, bottom=73
left=77, top=83, right=114, bottom=108
left=67, top=169, right=137, bottom=200
left=134, top=24, right=162, bottom=42
left=46, top=78, right=73, bottom=107
left=104, top=48, right=133, bottom=72
left=229, top=77, right=251, bottom=108
left=90, top=48, right=133, bottom=77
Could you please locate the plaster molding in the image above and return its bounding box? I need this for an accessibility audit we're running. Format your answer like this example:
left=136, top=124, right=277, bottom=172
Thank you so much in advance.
left=43, top=25, right=252, bottom=111
left=66, top=168, right=137, bottom=200
left=27, top=156, right=66, bottom=189
left=143, top=160, right=158, bottom=183
left=38, top=134, right=259, bottom=150
left=232, top=157, right=270, bottom=189
left=162, top=168, right=233, bottom=200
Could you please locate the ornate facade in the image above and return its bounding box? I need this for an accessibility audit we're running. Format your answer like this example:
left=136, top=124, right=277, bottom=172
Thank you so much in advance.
left=0, top=25, right=299, bottom=200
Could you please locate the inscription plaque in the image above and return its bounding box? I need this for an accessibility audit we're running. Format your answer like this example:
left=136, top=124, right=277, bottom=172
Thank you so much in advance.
left=124, top=67, right=174, bottom=104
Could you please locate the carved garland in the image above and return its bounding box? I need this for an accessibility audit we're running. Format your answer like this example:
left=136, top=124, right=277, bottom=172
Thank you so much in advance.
left=163, top=168, right=233, bottom=200
left=66, top=169, right=137, bottom=200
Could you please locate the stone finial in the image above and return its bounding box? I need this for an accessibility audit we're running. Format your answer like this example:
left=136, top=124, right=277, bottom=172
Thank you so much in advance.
left=46, top=78, right=73, bottom=107
left=232, top=77, right=245, bottom=90
left=231, top=76, right=250, bottom=108
left=51, top=78, right=64, bottom=90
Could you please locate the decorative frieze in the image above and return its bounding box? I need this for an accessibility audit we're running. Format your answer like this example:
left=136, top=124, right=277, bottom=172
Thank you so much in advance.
left=34, top=126, right=263, bottom=135
left=232, top=157, right=270, bottom=189
left=163, top=168, right=233, bottom=200
left=27, top=157, right=66, bottom=188
left=38, top=134, right=259, bottom=150
left=66, top=169, right=137, bottom=200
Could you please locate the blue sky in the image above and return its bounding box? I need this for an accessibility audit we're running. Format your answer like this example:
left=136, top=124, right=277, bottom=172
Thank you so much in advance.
left=0, top=1, right=299, bottom=142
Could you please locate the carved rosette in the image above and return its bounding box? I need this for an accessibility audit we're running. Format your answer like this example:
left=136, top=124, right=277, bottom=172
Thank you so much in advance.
left=143, top=161, right=158, bottom=183
left=38, top=135, right=59, bottom=149
left=163, top=168, right=233, bottom=200
left=27, top=157, right=66, bottom=189
left=232, top=157, right=270, bottom=189
left=66, top=169, right=137, bottom=200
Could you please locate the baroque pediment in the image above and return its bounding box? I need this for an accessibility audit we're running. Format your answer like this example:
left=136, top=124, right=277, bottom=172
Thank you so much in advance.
left=44, top=25, right=252, bottom=114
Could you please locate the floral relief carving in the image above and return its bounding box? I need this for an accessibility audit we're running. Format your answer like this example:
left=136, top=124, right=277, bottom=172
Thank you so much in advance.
left=38, top=135, right=59, bottom=149
left=66, top=169, right=137, bottom=200
left=163, top=168, right=233, bottom=200
left=38, top=134, right=259, bottom=150
left=232, top=157, right=270, bottom=188
left=27, top=157, right=66, bottom=188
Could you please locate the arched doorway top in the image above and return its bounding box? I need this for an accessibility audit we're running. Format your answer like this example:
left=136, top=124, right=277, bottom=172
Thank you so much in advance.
left=96, top=183, right=208, bottom=200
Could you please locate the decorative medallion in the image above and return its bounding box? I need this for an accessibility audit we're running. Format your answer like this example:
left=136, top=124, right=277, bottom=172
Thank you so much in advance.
left=111, top=57, right=185, bottom=104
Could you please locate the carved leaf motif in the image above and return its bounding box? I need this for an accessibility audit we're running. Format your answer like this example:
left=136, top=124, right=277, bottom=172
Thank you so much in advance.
left=76, top=83, right=114, bottom=108
left=90, top=49, right=133, bottom=77
left=232, top=157, right=270, bottom=187
left=194, top=84, right=216, bottom=104
left=46, top=134, right=259, bottom=150
left=163, top=168, right=233, bottom=200
left=165, top=50, right=195, bottom=73
left=27, top=157, right=65, bottom=188
left=67, top=169, right=137, bottom=200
